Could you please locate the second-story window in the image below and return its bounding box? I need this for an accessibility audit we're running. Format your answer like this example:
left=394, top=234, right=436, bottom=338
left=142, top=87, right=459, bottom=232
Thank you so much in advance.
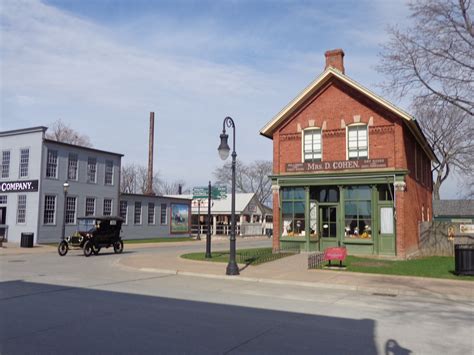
left=303, top=129, right=322, bottom=162
left=2, top=150, right=11, bottom=178
left=68, top=153, right=78, bottom=180
left=105, top=160, right=114, bottom=185
left=46, top=150, right=58, bottom=178
left=347, top=125, right=368, bottom=160
left=19, top=148, right=29, bottom=178
left=87, top=157, right=97, bottom=183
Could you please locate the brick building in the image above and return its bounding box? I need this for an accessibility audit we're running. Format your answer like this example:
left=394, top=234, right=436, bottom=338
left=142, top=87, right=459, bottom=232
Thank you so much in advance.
left=260, top=49, right=437, bottom=258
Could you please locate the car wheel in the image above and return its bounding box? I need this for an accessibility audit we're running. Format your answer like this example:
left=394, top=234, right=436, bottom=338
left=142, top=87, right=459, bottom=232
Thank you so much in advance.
left=58, top=241, right=68, bottom=256
left=92, top=246, right=101, bottom=255
left=83, top=241, right=93, bottom=257
left=113, top=240, right=124, bottom=254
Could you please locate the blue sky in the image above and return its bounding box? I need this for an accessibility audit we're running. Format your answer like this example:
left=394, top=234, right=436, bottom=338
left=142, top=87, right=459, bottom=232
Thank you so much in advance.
left=0, top=0, right=461, bottom=197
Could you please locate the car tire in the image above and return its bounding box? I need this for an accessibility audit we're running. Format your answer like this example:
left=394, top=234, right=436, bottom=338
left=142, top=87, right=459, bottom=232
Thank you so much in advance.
left=92, top=246, right=101, bottom=255
left=83, top=241, right=93, bottom=257
left=113, top=240, right=124, bottom=254
left=58, top=241, right=68, bottom=256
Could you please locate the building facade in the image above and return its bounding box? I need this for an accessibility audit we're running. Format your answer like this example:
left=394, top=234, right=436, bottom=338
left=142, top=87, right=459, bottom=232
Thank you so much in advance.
left=260, top=50, right=436, bottom=258
left=119, top=193, right=191, bottom=239
left=0, top=127, right=122, bottom=244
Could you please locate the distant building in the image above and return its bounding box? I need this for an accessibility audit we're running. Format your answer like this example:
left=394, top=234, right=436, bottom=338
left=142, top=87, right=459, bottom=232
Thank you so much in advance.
left=0, top=126, right=122, bottom=244
left=433, top=200, right=474, bottom=223
left=167, top=192, right=272, bottom=236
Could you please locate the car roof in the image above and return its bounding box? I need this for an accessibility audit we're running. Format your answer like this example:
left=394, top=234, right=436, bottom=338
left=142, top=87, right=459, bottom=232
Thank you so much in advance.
left=77, top=216, right=124, bottom=222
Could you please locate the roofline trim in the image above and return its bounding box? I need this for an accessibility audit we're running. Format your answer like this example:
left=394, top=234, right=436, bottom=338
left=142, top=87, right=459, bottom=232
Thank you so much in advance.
left=43, top=139, right=124, bottom=157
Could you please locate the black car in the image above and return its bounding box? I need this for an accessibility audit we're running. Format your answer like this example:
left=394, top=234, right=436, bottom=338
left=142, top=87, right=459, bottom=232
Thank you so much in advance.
left=58, top=216, right=124, bottom=257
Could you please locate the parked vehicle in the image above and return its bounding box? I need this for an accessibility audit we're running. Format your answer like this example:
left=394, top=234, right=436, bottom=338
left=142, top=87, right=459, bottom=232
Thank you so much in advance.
left=58, top=216, right=124, bottom=257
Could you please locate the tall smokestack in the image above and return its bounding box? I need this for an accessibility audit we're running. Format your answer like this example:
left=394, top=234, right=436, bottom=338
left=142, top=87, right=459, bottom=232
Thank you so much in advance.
left=145, top=112, right=155, bottom=196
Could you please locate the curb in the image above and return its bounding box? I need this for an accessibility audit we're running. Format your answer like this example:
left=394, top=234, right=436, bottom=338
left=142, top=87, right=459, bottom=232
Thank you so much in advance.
left=128, top=265, right=473, bottom=302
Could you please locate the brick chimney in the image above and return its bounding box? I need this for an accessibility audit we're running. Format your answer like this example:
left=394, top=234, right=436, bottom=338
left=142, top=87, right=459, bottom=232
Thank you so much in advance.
left=324, top=49, right=345, bottom=74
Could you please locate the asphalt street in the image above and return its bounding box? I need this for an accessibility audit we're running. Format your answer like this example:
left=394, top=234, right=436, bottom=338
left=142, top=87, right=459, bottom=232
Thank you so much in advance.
left=1, top=239, right=473, bottom=354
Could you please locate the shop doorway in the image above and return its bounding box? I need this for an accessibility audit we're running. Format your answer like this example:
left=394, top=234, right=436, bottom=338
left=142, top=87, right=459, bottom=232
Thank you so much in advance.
left=319, top=205, right=339, bottom=250
left=378, top=204, right=395, bottom=254
left=0, top=207, right=6, bottom=224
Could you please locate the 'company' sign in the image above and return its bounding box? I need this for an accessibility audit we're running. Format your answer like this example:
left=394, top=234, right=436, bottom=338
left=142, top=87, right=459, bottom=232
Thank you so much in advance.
left=1, top=180, right=39, bottom=193
left=286, top=159, right=388, bottom=173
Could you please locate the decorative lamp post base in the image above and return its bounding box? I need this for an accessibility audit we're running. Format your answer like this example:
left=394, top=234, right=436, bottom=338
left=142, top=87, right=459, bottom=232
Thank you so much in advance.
left=226, top=261, right=240, bottom=275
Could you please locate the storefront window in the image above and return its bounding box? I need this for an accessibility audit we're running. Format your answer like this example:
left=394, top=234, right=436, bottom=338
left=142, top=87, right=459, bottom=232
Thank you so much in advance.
left=378, top=184, right=394, bottom=201
left=344, top=186, right=372, bottom=239
left=282, top=187, right=305, bottom=237
left=310, top=187, right=339, bottom=203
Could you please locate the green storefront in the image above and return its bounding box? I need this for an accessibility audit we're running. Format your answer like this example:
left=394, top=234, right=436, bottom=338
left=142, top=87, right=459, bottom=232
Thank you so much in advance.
left=275, top=171, right=407, bottom=256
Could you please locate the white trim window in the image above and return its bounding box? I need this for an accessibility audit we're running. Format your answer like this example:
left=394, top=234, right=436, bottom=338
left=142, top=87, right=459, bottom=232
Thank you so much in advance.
left=347, top=125, right=368, bottom=160
left=148, top=202, right=155, bottom=224
left=68, top=153, right=78, bottom=180
left=103, top=198, right=112, bottom=216
left=65, top=196, right=77, bottom=224
left=0, top=195, right=7, bottom=204
left=105, top=160, right=114, bottom=185
left=160, top=203, right=167, bottom=225
left=87, top=157, right=97, bottom=183
left=43, top=195, right=56, bottom=224
left=134, top=202, right=142, bottom=224
left=19, top=148, right=29, bottom=178
left=2, top=150, right=11, bottom=178
left=303, top=129, right=322, bottom=162
left=17, top=195, right=27, bottom=224
left=119, top=200, right=128, bottom=224
left=46, top=150, right=58, bottom=178
left=85, top=197, right=96, bottom=216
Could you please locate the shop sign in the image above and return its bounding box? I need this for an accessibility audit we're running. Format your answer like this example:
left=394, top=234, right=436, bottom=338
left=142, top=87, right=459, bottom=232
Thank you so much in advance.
left=460, top=224, right=474, bottom=234
left=1, top=180, right=39, bottom=193
left=323, top=247, right=347, bottom=261
left=286, top=159, right=388, bottom=173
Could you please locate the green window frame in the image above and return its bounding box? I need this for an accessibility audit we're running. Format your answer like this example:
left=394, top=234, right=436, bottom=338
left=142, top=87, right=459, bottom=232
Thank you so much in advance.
left=281, top=187, right=306, bottom=237
left=344, top=185, right=372, bottom=240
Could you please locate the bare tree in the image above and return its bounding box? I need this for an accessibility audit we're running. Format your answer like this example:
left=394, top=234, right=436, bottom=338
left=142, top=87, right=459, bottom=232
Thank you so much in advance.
left=120, top=163, right=161, bottom=194
left=46, top=119, right=93, bottom=147
left=157, top=180, right=188, bottom=195
left=214, top=160, right=272, bottom=206
left=378, top=0, right=474, bottom=116
left=413, top=97, right=474, bottom=199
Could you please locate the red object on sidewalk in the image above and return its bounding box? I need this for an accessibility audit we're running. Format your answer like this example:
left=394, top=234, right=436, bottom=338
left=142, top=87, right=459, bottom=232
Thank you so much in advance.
left=324, top=247, right=347, bottom=262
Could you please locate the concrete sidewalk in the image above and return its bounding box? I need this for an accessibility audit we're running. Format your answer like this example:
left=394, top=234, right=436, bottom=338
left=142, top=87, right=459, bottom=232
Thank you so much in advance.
left=118, top=249, right=474, bottom=302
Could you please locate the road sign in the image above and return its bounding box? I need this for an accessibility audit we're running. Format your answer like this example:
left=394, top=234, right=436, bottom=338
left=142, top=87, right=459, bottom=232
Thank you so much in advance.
left=212, top=186, right=227, bottom=200
left=192, top=187, right=208, bottom=199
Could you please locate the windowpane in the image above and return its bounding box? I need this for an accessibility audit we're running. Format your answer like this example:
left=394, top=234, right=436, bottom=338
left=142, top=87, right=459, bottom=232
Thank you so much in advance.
left=160, top=204, right=167, bottom=224
left=293, top=188, right=305, bottom=200
left=1, top=151, right=10, bottom=178
left=381, top=208, right=394, bottom=234
left=85, top=198, right=95, bottom=216
left=103, top=199, right=112, bottom=216
left=303, top=129, right=322, bottom=162
left=17, top=195, right=27, bottom=223
left=282, top=187, right=306, bottom=237
left=344, top=186, right=372, bottom=240
left=347, top=125, right=368, bottom=159
left=148, top=203, right=155, bottom=224
left=105, top=160, right=114, bottom=185
left=68, top=153, right=78, bottom=180
left=65, top=196, right=76, bottom=224
left=43, top=195, right=56, bottom=224
left=134, top=202, right=142, bottom=224
left=46, top=150, right=58, bottom=178
left=87, top=157, right=97, bottom=183
left=19, top=149, right=29, bottom=177
left=120, top=201, right=128, bottom=223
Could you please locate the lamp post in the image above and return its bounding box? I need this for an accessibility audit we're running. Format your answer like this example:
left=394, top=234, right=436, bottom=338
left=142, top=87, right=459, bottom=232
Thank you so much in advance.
left=218, top=116, right=239, bottom=276
left=62, top=181, right=69, bottom=241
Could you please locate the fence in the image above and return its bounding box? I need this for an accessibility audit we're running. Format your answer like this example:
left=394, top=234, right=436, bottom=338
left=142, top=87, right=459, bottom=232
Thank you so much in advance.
left=238, top=247, right=300, bottom=265
left=419, top=221, right=474, bottom=256
left=307, top=252, right=325, bottom=269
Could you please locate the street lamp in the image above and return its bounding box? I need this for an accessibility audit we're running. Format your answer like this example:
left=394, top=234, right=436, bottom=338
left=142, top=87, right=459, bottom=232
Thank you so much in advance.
left=62, top=181, right=69, bottom=241
left=218, top=116, right=239, bottom=276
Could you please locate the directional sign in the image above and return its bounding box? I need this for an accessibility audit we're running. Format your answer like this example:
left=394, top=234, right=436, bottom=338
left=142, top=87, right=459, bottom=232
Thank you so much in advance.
left=212, top=186, right=227, bottom=200
left=192, top=186, right=208, bottom=199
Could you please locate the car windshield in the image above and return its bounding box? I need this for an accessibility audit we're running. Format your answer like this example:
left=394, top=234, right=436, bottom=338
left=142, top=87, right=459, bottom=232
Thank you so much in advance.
left=77, top=219, right=97, bottom=233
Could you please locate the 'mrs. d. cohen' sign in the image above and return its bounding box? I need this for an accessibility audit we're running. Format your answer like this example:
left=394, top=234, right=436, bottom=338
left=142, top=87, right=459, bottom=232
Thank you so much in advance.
left=1, top=180, right=39, bottom=193
left=286, top=159, right=388, bottom=173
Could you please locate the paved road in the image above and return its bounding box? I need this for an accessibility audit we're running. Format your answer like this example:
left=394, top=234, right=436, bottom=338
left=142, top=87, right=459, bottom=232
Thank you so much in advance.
left=1, top=240, right=473, bottom=354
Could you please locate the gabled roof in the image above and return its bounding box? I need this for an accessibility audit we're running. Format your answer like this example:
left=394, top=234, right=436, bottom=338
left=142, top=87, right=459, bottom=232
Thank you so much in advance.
left=433, top=200, right=474, bottom=217
left=259, top=67, right=438, bottom=163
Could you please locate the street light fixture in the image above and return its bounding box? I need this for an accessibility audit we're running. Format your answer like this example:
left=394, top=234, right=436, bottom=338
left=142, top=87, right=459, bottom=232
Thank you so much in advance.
left=218, top=116, right=239, bottom=276
left=62, top=181, right=69, bottom=241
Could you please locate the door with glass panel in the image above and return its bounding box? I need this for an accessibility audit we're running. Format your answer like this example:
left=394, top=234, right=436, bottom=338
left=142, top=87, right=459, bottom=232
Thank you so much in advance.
left=319, top=205, right=338, bottom=250
left=378, top=204, right=395, bottom=254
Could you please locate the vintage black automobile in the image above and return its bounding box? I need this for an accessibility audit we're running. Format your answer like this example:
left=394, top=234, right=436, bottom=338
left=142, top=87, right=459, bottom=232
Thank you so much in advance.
left=58, top=216, right=124, bottom=257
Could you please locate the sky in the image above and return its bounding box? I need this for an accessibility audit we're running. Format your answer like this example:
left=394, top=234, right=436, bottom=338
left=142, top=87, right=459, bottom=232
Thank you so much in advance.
left=0, top=0, right=462, bottom=197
